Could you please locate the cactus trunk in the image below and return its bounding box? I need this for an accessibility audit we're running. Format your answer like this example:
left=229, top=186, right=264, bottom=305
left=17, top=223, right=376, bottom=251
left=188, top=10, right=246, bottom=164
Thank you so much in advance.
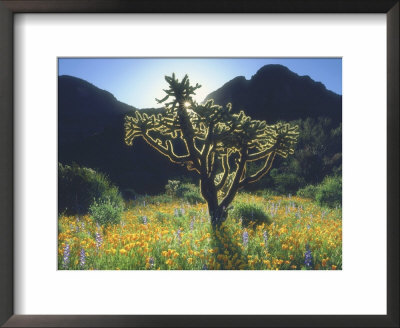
left=208, top=205, right=228, bottom=229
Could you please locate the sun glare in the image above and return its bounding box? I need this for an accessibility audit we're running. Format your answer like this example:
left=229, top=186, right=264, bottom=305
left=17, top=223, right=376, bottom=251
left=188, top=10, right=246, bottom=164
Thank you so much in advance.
left=184, top=101, right=191, bottom=108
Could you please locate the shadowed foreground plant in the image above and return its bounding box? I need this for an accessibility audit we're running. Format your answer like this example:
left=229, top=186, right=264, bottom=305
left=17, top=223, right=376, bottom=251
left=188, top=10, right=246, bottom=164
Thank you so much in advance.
left=125, top=74, right=298, bottom=228
left=89, top=197, right=124, bottom=226
left=231, top=202, right=271, bottom=228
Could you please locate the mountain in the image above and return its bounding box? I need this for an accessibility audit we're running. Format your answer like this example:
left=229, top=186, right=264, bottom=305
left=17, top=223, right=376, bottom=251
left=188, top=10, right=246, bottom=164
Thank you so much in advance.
left=204, top=64, right=341, bottom=125
left=58, top=75, right=135, bottom=144
left=58, top=75, right=189, bottom=195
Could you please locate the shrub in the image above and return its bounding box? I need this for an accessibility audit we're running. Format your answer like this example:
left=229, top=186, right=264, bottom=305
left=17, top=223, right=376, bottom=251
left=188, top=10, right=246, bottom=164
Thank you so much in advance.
left=89, top=197, right=124, bottom=226
left=315, top=176, right=342, bottom=208
left=183, top=190, right=204, bottom=205
left=231, top=202, right=271, bottom=228
left=270, top=169, right=306, bottom=195
left=254, top=189, right=278, bottom=199
left=164, top=180, right=205, bottom=204
left=175, top=183, right=196, bottom=197
left=180, top=183, right=205, bottom=204
left=151, top=194, right=174, bottom=204
left=58, top=163, right=123, bottom=215
left=297, top=184, right=318, bottom=200
left=138, top=194, right=174, bottom=205
left=165, top=180, right=180, bottom=196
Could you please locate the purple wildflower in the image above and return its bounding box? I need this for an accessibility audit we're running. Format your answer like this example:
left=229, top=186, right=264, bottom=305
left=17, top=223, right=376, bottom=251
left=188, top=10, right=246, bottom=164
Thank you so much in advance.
left=62, top=243, right=70, bottom=269
left=95, top=231, right=103, bottom=249
left=190, top=217, right=195, bottom=231
left=142, top=216, right=148, bottom=225
left=263, top=230, right=268, bottom=246
left=79, top=248, right=86, bottom=269
left=242, top=230, right=249, bottom=247
left=176, top=228, right=181, bottom=242
left=202, top=264, right=208, bottom=270
left=149, top=257, right=154, bottom=267
left=304, top=245, right=312, bottom=268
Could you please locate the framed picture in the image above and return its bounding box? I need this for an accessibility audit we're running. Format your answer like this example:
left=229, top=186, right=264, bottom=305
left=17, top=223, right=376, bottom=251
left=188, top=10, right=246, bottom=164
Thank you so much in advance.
left=0, top=0, right=398, bottom=327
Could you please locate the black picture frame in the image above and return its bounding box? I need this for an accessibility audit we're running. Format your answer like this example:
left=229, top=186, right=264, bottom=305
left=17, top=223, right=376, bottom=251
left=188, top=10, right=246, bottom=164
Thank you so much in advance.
left=0, top=1, right=398, bottom=327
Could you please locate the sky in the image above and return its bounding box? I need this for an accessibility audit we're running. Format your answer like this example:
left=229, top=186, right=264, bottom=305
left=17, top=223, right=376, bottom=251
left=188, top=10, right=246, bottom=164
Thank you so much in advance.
left=58, top=58, right=342, bottom=109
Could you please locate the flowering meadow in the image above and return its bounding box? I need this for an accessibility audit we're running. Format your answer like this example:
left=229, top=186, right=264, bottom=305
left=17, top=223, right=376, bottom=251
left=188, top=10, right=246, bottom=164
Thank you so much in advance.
left=58, top=193, right=342, bottom=270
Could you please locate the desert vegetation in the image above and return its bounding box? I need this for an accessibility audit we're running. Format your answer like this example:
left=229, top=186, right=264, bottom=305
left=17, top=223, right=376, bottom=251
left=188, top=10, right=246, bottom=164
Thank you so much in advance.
left=59, top=181, right=341, bottom=270
left=58, top=73, right=342, bottom=270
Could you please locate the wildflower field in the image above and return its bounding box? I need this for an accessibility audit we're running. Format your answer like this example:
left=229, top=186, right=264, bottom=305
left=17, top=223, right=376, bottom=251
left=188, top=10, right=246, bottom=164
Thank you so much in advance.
left=58, top=193, right=342, bottom=270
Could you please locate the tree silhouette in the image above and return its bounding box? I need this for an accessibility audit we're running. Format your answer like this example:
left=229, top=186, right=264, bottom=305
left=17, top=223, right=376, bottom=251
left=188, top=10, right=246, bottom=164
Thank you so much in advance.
left=125, top=74, right=299, bottom=228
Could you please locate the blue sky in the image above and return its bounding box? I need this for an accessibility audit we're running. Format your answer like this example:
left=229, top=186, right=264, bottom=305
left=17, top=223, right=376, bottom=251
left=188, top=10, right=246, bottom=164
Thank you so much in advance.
left=58, top=58, right=342, bottom=109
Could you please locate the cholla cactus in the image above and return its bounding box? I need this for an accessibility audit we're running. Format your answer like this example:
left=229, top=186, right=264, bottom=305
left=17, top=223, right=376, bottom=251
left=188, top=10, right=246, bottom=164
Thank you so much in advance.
left=125, top=74, right=298, bottom=228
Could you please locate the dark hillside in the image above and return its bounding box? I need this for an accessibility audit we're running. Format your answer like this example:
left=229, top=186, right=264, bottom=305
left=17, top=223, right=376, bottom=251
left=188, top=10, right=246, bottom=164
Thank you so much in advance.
left=58, top=76, right=190, bottom=195
left=205, top=64, right=341, bottom=125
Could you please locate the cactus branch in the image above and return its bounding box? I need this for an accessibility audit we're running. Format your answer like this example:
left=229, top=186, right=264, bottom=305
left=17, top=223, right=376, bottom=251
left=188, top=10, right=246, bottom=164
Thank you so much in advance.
left=239, top=152, right=276, bottom=187
left=124, top=74, right=299, bottom=228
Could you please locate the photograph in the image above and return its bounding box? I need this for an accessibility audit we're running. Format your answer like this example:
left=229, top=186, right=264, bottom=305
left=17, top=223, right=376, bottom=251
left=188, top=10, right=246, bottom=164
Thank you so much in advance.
left=1, top=0, right=397, bottom=325
left=57, top=58, right=342, bottom=271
